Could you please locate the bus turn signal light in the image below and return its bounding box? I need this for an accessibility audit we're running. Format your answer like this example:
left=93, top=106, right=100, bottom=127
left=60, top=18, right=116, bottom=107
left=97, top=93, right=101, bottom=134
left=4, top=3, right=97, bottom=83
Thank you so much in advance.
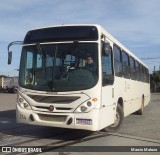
left=92, top=98, right=97, bottom=102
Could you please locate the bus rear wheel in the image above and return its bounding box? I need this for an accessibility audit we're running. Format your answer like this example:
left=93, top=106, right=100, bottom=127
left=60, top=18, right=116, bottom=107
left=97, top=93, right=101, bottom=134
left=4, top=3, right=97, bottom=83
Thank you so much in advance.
left=103, top=104, right=124, bottom=132
left=136, top=96, right=144, bottom=115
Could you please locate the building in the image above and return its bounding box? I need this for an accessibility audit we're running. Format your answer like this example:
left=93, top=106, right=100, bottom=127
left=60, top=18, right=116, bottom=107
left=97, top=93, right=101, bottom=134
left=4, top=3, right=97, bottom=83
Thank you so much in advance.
left=0, top=75, right=18, bottom=88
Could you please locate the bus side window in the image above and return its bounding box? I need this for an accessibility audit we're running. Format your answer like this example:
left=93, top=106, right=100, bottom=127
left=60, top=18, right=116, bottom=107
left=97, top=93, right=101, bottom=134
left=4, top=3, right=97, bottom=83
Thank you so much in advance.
left=144, top=68, right=147, bottom=83
left=139, top=65, right=143, bottom=82
left=102, top=42, right=114, bottom=85
left=122, top=50, right=130, bottom=79
left=141, top=66, right=145, bottom=82
left=135, top=61, right=140, bottom=81
left=113, top=45, right=122, bottom=77
left=146, top=69, right=150, bottom=83
left=130, top=57, right=135, bottom=80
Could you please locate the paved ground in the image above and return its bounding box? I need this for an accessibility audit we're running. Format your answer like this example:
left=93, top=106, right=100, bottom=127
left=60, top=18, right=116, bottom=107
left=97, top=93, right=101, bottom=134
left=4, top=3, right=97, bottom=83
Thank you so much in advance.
left=0, top=93, right=160, bottom=154
left=118, top=93, right=160, bottom=140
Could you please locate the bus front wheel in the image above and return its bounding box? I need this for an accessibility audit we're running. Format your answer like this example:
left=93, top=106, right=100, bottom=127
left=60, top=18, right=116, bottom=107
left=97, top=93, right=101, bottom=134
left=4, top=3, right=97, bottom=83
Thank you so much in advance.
left=103, top=104, right=124, bottom=132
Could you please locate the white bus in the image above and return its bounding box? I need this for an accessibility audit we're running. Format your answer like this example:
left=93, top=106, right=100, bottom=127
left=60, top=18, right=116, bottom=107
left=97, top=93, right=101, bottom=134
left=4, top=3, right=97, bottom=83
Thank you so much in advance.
left=8, top=24, right=150, bottom=131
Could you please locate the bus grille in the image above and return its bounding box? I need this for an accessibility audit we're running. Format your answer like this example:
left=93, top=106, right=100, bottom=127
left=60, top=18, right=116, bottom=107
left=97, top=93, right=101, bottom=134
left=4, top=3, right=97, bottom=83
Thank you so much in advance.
left=28, top=95, right=80, bottom=104
left=38, top=114, right=67, bottom=122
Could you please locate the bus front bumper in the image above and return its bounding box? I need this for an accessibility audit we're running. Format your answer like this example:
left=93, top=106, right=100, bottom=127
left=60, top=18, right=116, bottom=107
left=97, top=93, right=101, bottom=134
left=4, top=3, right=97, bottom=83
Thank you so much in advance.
left=16, top=104, right=99, bottom=131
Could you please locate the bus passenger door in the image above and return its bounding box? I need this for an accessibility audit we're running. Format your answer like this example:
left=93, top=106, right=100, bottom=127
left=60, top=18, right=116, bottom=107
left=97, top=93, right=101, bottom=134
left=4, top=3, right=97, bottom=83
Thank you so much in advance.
left=99, top=41, right=115, bottom=129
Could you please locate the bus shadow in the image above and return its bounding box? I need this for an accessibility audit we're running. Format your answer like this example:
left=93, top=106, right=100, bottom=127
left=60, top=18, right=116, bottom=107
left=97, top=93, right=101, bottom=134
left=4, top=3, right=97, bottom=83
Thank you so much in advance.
left=0, top=110, right=93, bottom=141
left=0, top=109, right=16, bottom=118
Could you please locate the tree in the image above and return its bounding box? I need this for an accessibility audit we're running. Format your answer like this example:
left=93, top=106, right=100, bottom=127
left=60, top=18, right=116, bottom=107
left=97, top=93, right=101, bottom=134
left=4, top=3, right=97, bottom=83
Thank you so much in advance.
left=150, top=71, right=160, bottom=92
left=153, top=72, right=160, bottom=84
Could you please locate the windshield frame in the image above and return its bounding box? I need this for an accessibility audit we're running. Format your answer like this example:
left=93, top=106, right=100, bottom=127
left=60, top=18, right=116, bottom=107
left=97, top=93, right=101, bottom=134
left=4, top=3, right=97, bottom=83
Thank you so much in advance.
left=19, top=41, right=99, bottom=92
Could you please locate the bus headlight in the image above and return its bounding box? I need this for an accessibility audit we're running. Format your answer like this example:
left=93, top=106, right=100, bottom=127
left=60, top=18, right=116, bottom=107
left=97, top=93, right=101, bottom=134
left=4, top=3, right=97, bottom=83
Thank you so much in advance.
left=17, top=95, right=31, bottom=110
left=87, top=101, right=92, bottom=107
left=19, top=102, right=31, bottom=110
left=80, top=106, right=88, bottom=112
left=18, top=98, right=24, bottom=103
left=74, top=100, right=94, bottom=113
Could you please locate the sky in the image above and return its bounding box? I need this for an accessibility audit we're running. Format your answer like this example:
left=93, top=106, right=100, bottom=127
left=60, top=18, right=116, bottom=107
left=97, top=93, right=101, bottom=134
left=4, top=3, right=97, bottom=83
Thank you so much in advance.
left=0, top=0, right=160, bottom=76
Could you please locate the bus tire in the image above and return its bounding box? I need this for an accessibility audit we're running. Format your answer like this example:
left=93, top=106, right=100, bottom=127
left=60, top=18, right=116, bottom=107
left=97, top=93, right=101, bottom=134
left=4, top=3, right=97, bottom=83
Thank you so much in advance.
left=103, top=104, right=124, bottom=132
left=136, top=96, right=144, bottom=115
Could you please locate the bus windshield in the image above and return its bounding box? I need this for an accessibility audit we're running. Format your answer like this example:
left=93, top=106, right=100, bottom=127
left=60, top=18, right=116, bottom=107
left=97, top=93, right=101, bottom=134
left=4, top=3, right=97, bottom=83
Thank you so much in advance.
left=19, top=43, right=98, bottom=91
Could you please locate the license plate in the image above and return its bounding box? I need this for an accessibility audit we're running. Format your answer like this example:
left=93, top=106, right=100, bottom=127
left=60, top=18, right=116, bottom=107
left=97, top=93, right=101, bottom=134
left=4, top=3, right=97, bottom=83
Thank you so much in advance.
left=76, top=118, right=92, bottom=125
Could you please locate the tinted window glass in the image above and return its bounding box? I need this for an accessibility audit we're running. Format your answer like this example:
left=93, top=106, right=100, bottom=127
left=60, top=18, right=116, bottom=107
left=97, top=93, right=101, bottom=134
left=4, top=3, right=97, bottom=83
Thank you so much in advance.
left=135, top=61, right=140, bottom=81
left=102, top=41, right=114, bottom=85
left=130, top=57, right=136, bottom=80
left=114, top=45, right=122, bottom=77
left=146, top=69, right=150, bottom=83
left=24, top=26, right=98, bottom=43
left=122, top=50, right=130, bottom=78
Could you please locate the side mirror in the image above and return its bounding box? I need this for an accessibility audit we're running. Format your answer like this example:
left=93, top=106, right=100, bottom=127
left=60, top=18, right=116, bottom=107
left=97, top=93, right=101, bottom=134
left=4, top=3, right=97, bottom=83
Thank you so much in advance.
left=8, top=51, right=12, bottom=65
left=7, top=41, right=23, bottom=65
left=102, top=43, right=111, bottom=56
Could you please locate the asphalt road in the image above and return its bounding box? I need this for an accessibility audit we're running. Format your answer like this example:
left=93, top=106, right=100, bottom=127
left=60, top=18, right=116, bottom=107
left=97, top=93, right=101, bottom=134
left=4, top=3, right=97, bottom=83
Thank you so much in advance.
left=0, top=93, right=160, bottom=154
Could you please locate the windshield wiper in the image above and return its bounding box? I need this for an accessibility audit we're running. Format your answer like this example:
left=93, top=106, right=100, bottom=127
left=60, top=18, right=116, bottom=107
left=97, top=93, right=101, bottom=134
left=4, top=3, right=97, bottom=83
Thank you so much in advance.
left=36, top=42, right=45, bottom=59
